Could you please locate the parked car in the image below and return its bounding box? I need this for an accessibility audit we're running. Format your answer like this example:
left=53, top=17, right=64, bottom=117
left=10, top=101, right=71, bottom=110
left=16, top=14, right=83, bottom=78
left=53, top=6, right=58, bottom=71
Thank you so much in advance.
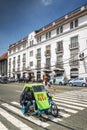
left=69, top=77, right=87, bottom=87
left=0, top=77, right=8, bottom=84
left=8, top=77, right=16, bottom=82
left=49, top=76, right=68, bottom=85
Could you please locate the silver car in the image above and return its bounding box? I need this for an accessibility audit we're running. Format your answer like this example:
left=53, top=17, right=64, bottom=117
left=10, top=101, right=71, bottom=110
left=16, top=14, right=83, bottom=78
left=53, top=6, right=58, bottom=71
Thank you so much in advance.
left=69, top=77, right=87, bottom=87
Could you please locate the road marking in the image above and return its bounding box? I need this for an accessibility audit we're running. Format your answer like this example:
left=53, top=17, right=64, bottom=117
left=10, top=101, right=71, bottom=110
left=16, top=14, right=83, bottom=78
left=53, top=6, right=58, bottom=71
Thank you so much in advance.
left=54, top=99, right=87, bottom=107
left=59, top=112, right=71, bottom=118
left=0, top=108, right=33, bottom=130
left=16, top=90, right=22, bottom=93
left=11, top=101, right=21, bottom=107
left=2, top=103, right=49, bottom=128
left=0, top=122, right=8, bottom=130
left=55, top=102, right=84, bottom=110
left=58, top=106, right=78, bottom=113
left=54, top=97, right=87, bottom=105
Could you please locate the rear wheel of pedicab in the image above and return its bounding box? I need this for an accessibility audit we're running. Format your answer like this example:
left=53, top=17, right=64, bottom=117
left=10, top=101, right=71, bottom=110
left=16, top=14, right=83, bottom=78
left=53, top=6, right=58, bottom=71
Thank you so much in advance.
left=50, top=103, right=58, bottom=117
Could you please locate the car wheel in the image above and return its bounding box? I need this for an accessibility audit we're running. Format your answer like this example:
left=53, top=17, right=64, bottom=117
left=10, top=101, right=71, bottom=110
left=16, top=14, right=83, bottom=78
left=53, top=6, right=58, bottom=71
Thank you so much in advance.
left=59, top=82, right=62, bottom=85
left=69, top=83, right=73, bottom=86
left=82, top=83, right=86, bottom=87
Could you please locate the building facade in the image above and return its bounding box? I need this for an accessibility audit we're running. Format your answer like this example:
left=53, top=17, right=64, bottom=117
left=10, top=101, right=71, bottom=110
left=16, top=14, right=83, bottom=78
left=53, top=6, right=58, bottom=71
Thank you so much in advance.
left=0, top=52, right=8, bottom=77
left=8, top=4, right=87, bottom=81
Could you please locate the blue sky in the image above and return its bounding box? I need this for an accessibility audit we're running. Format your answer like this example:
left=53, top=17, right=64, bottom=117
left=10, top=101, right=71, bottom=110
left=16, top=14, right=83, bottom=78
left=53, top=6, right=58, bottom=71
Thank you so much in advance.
left=0, top=0, right=87, bottom=55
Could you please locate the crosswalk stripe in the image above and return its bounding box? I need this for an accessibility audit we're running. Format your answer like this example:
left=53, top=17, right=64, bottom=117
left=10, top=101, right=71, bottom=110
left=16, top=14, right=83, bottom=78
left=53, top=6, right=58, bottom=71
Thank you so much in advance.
left=54, top=97, right=87, bottom=105
left=11, top=101, right=21, bottom=107
left=55, top=102, right=84, bottom=110
left=54, top=98, right=87, bottom=107
left=59, top=112, right=70, bottom=118
left=55, top=95, right=87, bottom=102
left=0, top=122, right=8, bottom=130
left=2, top=103, right=49, bottom=128
left=0, top=108, right=33, bottom=130
left=58, top=106, right=78, bottom=113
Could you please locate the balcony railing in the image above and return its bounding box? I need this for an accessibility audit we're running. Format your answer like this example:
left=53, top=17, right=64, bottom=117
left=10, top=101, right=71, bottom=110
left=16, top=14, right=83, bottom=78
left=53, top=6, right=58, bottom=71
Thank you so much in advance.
left=36, top=53, right=41, bottom=59
left=17, top=59, right=20, bottom=63
left=69, top=60, right=79, bottom=66
left=13, top=68, right=15, bottom=72
left=36, top=65, right=41, bottom=70
left=22, top=67, right=26, bottom=71
left=55, top=62, right=63, bottom=68
left=44, top=64, right=51, bottom=69
left=13, top=60, right=15, bottom=64
left=45, top=50, right=51, bottom=56
left=22, top=58, right=26, bottom=62
left=69, top=42, right=79, bottom=50
left=17, top=68, right=20, bottom=71
left=55, top=48, right=63, bottom=54
left=26, top=66, right=31, bottom=70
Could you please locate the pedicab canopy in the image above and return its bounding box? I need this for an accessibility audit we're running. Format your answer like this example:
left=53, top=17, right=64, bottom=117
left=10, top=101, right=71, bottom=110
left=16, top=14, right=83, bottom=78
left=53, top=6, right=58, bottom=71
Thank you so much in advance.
left=23, top=83, right=50, bottom=110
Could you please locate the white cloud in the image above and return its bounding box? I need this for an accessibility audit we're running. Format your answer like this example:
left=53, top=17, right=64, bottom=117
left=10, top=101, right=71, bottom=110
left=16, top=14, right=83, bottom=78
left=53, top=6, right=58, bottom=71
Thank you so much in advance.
left=42, top=0, right=53, bottom=6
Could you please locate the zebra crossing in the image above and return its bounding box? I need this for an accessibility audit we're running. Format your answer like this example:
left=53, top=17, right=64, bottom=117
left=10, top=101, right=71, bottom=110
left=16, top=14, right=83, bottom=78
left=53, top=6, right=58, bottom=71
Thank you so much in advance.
left=0, top=88, right=87, bottom=129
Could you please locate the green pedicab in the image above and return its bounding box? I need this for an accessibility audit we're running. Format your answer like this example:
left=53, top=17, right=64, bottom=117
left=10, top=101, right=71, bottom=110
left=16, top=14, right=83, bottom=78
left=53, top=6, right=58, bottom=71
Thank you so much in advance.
left=22, top=83, right=58, bottom=117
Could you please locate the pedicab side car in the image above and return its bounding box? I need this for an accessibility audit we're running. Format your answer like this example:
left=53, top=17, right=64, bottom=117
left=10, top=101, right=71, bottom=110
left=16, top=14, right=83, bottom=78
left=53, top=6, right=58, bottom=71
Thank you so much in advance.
left=22, top=83, right=58, bottom=117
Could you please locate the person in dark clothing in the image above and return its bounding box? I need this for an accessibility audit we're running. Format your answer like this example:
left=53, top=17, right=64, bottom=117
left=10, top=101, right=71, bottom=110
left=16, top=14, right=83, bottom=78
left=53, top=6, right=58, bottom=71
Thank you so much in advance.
left=20, top=87, right=34, bottom=114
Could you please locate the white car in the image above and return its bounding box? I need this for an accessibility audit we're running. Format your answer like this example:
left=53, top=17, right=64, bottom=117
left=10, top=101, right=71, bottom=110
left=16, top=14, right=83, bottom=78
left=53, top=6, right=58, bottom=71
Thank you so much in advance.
left=69, top=77, right=87, bottom=87
left=49, top=76, right=68, bottom=85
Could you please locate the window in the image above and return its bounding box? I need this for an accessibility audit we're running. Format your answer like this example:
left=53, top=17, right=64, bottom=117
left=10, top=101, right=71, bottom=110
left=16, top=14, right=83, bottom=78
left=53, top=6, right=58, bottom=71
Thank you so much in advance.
left=37, top=36, right=41, bottom=43
left=70, top=19, right=78, bottom=29
left=46, top=58, right=50, bottom=66
left=70, top=21, right=73, bottom=29
left=13, top=48, right=16, bottom=53
left=18, top=46, right=21, bottom=51
left=56, top=26, right=63, bottom=35
left=57, top=41, right=63, bottom=51
left=70, top=36, right=78, bottom=48
left=37, top=60, right=41, bottom=67
left=23, top=53, right=26, bottom=62
left=30, top=40, right=34, bottom=46
left=56, top=27, right=59, bottom=35
left=23, top=43, right=26, bottom=48
left=46, top=32, right=51, bottom=39
left=60, top=26, right=63, bottom=33
left=30, top=51, right=33, bottom=56
left=37, top=48, right=41, bottom=57
left=75, top=19, right=78, bottom=27
left=57, top=55, right=63, bottom=67
left=30, top=61, right=33, bottom=67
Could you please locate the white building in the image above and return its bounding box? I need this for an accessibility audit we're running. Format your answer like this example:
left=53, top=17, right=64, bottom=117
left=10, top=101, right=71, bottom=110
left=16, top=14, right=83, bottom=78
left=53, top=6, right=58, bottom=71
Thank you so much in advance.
left=8, top=4, right=87, bottom=81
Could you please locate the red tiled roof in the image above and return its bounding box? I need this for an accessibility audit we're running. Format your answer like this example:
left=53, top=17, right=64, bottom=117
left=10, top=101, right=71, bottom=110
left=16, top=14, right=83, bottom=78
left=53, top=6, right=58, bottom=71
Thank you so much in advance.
left=0, top=52, right=8, bottom=60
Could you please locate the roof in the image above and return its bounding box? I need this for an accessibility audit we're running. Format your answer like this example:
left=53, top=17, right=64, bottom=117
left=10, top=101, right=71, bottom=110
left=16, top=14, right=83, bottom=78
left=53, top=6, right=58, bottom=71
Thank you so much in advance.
left=0, top=52, right=8, bottom=60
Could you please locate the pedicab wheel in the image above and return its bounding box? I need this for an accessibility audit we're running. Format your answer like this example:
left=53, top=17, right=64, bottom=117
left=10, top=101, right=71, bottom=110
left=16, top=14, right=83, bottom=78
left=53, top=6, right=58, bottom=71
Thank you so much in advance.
left=50, top=103, right=58, bottom=117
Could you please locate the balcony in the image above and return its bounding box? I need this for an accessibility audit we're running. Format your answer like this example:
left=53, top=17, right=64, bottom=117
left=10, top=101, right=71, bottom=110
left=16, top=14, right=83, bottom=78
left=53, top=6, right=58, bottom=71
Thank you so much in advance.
left=45, top=50, right=51, bottom=57
left=69, top=59, right=79, bottom=66
left=55, top=48, right=63, bottom=54
left=36, top=53, right=41, bottom=59
left=17, top=68, right=20, bottom=71
left=44, top=64, right=51, bottom=69
left=22, top=58, right=26, bottom=62
left=13, top=68, right=15, bottom=72
left=17, top=59, right=20, bottom=63
left=13, top=60, right=15, bottom=64
left=22, top=67, right=26, bottom=71
left=55, top=62, right=63, bottom=69
left=36, top=65, right=41, bottom=70
left=26, top=66, right=31, bottom=70
left=69, top=42, right=79, bottom=50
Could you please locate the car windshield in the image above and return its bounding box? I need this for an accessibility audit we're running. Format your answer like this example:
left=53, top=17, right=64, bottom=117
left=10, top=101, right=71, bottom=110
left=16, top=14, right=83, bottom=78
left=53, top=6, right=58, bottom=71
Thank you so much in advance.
left=32, top=85, right=45, bottom=92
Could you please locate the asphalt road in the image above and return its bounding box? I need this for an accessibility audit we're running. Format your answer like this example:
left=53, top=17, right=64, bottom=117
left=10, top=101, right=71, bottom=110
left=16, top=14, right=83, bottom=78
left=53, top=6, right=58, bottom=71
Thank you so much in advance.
left=0, top=83, right=87, bottom=130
